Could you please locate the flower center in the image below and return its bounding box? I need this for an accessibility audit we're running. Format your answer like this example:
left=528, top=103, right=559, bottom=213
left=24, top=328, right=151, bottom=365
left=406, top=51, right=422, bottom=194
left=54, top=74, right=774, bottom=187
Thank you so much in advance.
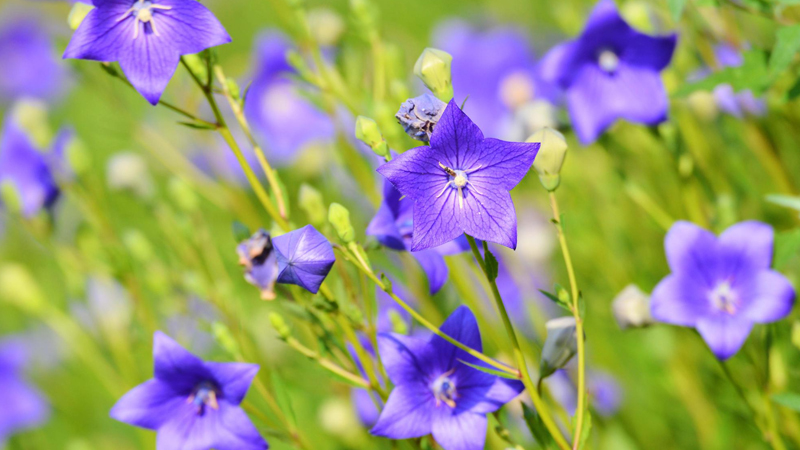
left=709, top=281, right=739, bottom=315
left=187, top=381, right=220, bottom=415
left=432, top=370, right=458, bottom=408
left=436, top=163, right=483, bottom=209
left=118, top=0, right=173, bottom=39
left=598, top=49, right=619, bottom=73
left=499, top=71, right=535, bottom=109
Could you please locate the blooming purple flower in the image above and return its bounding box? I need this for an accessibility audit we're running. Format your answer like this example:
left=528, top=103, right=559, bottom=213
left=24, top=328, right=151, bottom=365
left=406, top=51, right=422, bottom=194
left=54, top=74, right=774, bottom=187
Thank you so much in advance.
left=243, top=32, right=335, bottom=166
left=0, top=337, right=49, bottom=444
left=539, top=0, right=677, bottom=144
left=377, top=100, right=539, bottom=251
left=63, top=0, right=231, bottom=105
left=110, top=331, right=267, bottom=450
left=651, top=221, right=795, bottom=360
left=0, top=115, right=69, bottom=217
left=371, top=306, right=523, bottom=450
left=273, top=225, right=335, bottom=294
left=237, top=229, right=279, bottom=300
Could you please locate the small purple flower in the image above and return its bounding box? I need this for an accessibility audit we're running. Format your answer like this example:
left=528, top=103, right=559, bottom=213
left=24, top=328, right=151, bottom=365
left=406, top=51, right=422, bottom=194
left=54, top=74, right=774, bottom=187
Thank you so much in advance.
left=64, top=0, right=231, bottom=105
left=0, top=337, right=49, bottom=444
left=0, top=115, right=69, bottom=217
left=110, top=332, right=267, bottom=450
left=377, top=101, right=539, bottom=251
left=711, top=44, right=766, bottom=118
left=651, top=221, right=795, bottom=360
left=243, top=32, right=335, bottom=166
left=545, top=369, right=621, bottom=417
left=371, top=306, right=523, bottom=450
left=237, top=229, right=279, bottom=300
left=540, top=0, right=677, bottom=144
left=273, top=225, right=335, bottom=294
left=396, top=94, right=447, bottom=142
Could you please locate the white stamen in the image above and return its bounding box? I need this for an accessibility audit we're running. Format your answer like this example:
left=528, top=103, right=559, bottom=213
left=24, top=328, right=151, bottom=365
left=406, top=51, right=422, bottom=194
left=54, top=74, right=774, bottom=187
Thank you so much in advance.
left=118, top=0, right=173, bottom=39
left=598, top=49, right=619, bottom=73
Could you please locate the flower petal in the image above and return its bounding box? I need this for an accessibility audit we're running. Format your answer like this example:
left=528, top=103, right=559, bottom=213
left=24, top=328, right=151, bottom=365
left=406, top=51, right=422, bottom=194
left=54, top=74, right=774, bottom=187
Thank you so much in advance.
left=538, top=41, right=579, bottom=87
left=205, top=362, right=259, bottom=406
left=155, top=401, right=268, bottom=450
left=429, top=100, right=485, bottom=170
left=377, top=145, right=444, bottom=202
left=470, top=138, right=538, bottom=191
left=110, top=379, right=185, bottom=430
left=431, top=411, right=487, bottom=450
left=739, top=270, right=795, bottom=323
left=664, top=221, right=718, bottom=286
left=718, top=221, right=774, bottom=271
left=409, top=186, right=465, bottom=252
left=274, top=225, right=335, bottom=294
left=117, top=35, right=181, bottom=105
left=624, top=33, right=677, bottom=71
left=370, top=385, right=434, bottom=439
left=0, top=373, right=49, bottom=440
left=153, top=331, right=209, bottom=391
left=461, top=188, right=518, bottom=249
left=377, top=333, right=431, bottom=385
left=63, top=4, right=130, bottom=62
left=453, top=367, right=523, bottom=414
left=412, top=249, right=449, bottom=294
left=366, top=202, right=406, bottom=251
left=650, top=274, right=710, bottom=326
left=155, top=0, right=231, bottom=55
left=696, top=315, right=753, bottom=360
left=429, top=306, right=483, bottom=374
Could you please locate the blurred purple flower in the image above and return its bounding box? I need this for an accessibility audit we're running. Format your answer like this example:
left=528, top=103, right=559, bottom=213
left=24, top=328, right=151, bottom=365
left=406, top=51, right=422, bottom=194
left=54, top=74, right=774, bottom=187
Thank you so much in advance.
left=166, top=297, right=221, bottom=355
left=243, top=32, right=336, bottom=166
left=0, top=16, right=69, bottom=104
left=651, top=221, right=795, bottom=360
left=375, top=280, right=415, bottom=334
left=0, top=337, right=49, bottom=444
left=545, top=369, right=621, bottom=417
left=377, top=100, right=539, bottom=251
left=432, top=20, right=558, bottom=138
left=111, top=332, right=267, bottom=449
left=64, top=0, right=231, bottom=105
left=711, top=44, right=766, bottom=118
left=273, top=224, right=335, bottom=294
left=237, top=229, right=279, bottom=300
left=396, top=93, right=447, bottom=142
left=540, top=0, right=677, bottom=144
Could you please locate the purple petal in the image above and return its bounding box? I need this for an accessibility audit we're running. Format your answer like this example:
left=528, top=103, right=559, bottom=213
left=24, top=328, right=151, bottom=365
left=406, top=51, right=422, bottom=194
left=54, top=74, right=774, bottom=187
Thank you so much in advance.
left=409, top=187, right=464, bottom=251
left=431, top=411, right=487, bottom=450
left=713, top=84, right=744, bottom=118
left=153, top=331, right=210, bottom=391
left=154, top=0, right=231, bottom=55
left=377, top=145, right=444, bottom=204
left=155, top=401, right=268, bottom=450
left=718, top=221, right=774, bottom=271
left=429, top=100, right=485, bottom=168
left=470, top=139, right=539, bottom=191
left=63, top=5, right=131, bottom=62
left=650, top=274, right=710, bottom=326
left=539, top=42, right=579, bottom=87
left=461, top=188, right=518, bottom=249
left=739, top=270, right=795, bottom=323
left=696, top=315, right=753, bottom=360
left=366, top=201, right=406, bottom=251
left=351, top=388, right=381, bottom=427
left=429, top=306, right=483, bottom=374
left=273, top=225, right=335, bottom=294
left=0, top=373, right=49, bottom=441
left=623, top=33, right=677, bottom=72
left=110, top=379, right=185, bottom=430
left=204, top=362, right=259, bottom=406
left=411, top=249, right=449, bottom=294
left=453, top=367, right=523, bottom=414
left=377, top=333, right=431, bottom=385
left=664, top=221, right=718, bottom=286
left=370, top=385, right=434, bottom=439
left=117, top=37, right=181, bottom=105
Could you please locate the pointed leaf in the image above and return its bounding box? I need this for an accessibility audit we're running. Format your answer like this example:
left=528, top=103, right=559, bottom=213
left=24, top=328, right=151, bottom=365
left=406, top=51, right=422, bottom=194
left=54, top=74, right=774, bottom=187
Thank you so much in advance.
left=458, top=359, right=520, bottom=380
left=770, top=26, right=800, bottom=79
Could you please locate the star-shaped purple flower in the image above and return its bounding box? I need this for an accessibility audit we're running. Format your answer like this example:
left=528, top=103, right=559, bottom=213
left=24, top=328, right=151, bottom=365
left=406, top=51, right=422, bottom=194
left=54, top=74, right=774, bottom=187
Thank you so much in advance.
left=539, top=0, right=677, bottom=144
left=377, top=100, right=539, bottom=251
left=650, top=221, right=795, bottom=360
left=273, top=224, right=335, bottom=294
left=110, top=331, right=268, bottom=450
left=64, top=0, right=231, bottom=105
left=0, top=337, right=49, bottom=445
left=371, top=306, right=523, bottom=450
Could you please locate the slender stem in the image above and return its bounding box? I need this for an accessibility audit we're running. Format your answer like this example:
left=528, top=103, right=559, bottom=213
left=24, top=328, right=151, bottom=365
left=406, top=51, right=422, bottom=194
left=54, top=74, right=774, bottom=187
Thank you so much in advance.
left=547, top=192, right=587, bottom=450
left=336, top=313, right=389, bottom=400
left=284, top=337, right=370, bottom=389
left=464, top=235, right=571, bottom=450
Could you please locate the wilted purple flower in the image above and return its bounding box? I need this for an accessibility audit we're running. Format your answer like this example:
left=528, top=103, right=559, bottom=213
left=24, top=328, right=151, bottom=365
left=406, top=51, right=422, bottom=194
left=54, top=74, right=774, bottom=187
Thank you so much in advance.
left=540, top=0, right=677, bottom=144
left=371, top=306, right=523, bottom=450
left=651, top=221, right=795, bottom=360
left=377, top=100, right=539, bottom=251
left=0, top=16, right=69, bottom=104
left=64, top=0, right=231, bottom=105
left=237, top=229, right=279, bottom=300
left=273, top=225, right=335, bottom=294
left=243, top=32, right=335, bottom=166
left=0, top=337, right=49, bottom=444
left=0, top=115, right=69, bottom=217
left=367, top=179, right=470, bottom=293
left=396, top=94, right=447, bottom=142
left=111, top=332, right=267, bottom=450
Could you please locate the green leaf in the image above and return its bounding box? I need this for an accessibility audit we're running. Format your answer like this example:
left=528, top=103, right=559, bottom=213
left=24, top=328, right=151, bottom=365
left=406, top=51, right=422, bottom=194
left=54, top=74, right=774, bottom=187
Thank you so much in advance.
left=458, top=359, right=520, bottom=380
left=767, top=194, right=800, bottom=212
left=232, top=221, right=251, bottom=242
left=669, top=0, right=688, bottom=21
left=539, top=289, right=572, bottom=313
left=177, top=121, right=216, bottom=131
left=774, top=228, right=800, bottom=269
left=522, top=402, right=554, bottom=449
left=271, top=371, right=298, bottom=429
left=483, top=242, right=499, bottom=281
left=773, top=392, right=800, bottom=411
left=770, top=26, right=800, bottom=79
left=676, top=50, right=770, bottom=97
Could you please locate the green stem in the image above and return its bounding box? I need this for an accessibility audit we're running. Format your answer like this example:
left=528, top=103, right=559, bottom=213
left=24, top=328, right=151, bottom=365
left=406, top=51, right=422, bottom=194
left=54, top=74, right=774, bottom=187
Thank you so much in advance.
left=284, top=337, right=370, bottom=389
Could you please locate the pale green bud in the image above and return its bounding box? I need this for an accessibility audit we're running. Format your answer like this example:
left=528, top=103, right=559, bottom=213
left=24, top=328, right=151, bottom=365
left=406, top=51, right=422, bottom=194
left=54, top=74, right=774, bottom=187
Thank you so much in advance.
left=65, top=137, right=91, bottom=176
left=122, top=229, right=154, bottom=263
left=0, top=181, right=22, bottom=216
left=12, top=100, right=51, bottom=149
left=611, top=284, right=653, bottom=329
left=106, top=152, right=154, bottom=199
left=0, top=264, right=45, bottom=314
left=355, top=116, right=389, bottom=158
left=539, top=316, right=578, bottom=379
left=414, top=48, right=454, bottom=101
left=307, top=8, right=345, bottom=46
left=68, top=2, right=95, bottom=30
left=225, top=78, right=241, bottom=101
left=269, top=313, right=291, bottom=339
left=298, top=184, right=327, bottom=227
left=686, top=91, right=719, bottom=122
left=168, top=177, right=199, bottom=212
left=328, top=203, right=355, bottom=243
left=181, top=54, right=209, bottom=86
left=528, top=127, right=567, bottom=192
left=212, top=322, right=242, bottom=357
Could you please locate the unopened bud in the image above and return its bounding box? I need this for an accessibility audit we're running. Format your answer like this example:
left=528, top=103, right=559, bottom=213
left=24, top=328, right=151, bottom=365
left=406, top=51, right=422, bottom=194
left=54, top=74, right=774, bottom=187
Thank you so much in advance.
left=225, top=78, right=241, bottom=101
left=168, top=177, right=199, bottom=212
left=686, top=91, right=719, bottom=122
left=328, top=203, right=355, bottom=243
left=528, top=127, right=567, bottom=192
left=396, top=94, right=446, bottom=142
left=0, top=181, right=22, bottom=216
left=68, top=2, right=95, bottom=30
left=107, top=152, right=154, bottom=199
left=298, top=184, right=327, bottom=227
left=355, top=116, right=389, bottom=158
left=308, top=7, right=345, bottom=46
left=12, top=100, right=51, bottom=149
left=212, top=322, right=241, bottom=357
left=269, top=313, right=291, bottom=339
left=612, top=284, right=653, bottom=329
left=414, top=48, right=454, bottom=101
left=123, top=229, right=154, bottom=263
left=540, top=316, right=578, bottom=379
left=0, top=264, right=45, bottom=314
left=65, top=137, right=91, bottom=176
left=180, top=53, right=209, bottom=86
left=350, top=0, right=378, bottom=39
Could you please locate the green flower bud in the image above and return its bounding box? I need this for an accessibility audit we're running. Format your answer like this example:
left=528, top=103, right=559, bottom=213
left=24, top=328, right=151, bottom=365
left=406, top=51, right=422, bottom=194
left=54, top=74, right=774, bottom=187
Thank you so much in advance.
left=225, top=78, right=241, bottom=101
left=0, top=181, right=22, bottom=216
left=0, top=264, right=45, bottom=314
left=269, top=313, right=291, bottom=339
left=12, top=100, right=51, bottom=149
left=168, top=177, right=199, bottom=212
left=65, top=137, right=91, bottom=177
left=181, top=53, right=209, bottom=86
left=354, top=116, right=389, bottom=158
left=539, top=316, right=578, bottom=379
left=350, top=0, right=378, bottom=39
left=528, top=127, right=567, bottom=192
left=212, top=322, right=242, bottom=357
left=123, top=229, right=155, bottom=263
left=68, top=2, right=95, bottom=30
left=414, top=48, right=454, bottom=101
left=328, top=203, right=355, bottom=243
left=308, top=7, right=345, bottom=46
left=107, top=152, right=154, bottom=199
left=298, top=184, right=327, bottom=227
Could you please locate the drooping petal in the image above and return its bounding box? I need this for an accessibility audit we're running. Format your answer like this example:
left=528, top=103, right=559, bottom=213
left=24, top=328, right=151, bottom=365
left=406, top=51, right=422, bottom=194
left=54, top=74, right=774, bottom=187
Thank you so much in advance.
left=377, top=333, right=431, bottom=385
left=431, top=410, right=487, bottom=450
left=155, top=401, right=267, bottom=450
left=117, top=36, right=182, bottom=105
left=154, top=0, right=231, bottom=55
left=273, top=225, right=335, bottom=294
left=469, top=139, right=539, bottom=191
left=650, top=274, right=710, bottom=326
left=429, top=100, right=485, bottom=170
left=110, top=379, right=186, bottom=430
left=461, top=188, right=518, bottom=249
left=412, top=249, right=449, bottom=294
left=663, top=221, right=718, bottom=286
left=739, top=270, right=795, bottom=323
left=696, top=315, right=753, bottom=360
left=718, top=221, right=774, bottom=271
left=153, top=331, right=210, bottom=391
left=370, top=385, right=434, bottom=440
left=429, top=306, right=483, bottom=374
left=204, top=362, right=259, bottom=406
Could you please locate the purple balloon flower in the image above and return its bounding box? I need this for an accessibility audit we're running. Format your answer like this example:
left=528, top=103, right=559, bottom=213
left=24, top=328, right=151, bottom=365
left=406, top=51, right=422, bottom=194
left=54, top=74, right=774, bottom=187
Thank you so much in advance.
left=64, top=0, right=231, bottom=105
left=651, top=221, right=795, bottom=360
left=540, top=0, right=677, bottom=144
left=377, top=100, right=539, bottom=251
left=711, top=44, right=766, bottom=118
left=110, top=332, right=267, bottom=450
left=0, top=338, right=49, bottom=444
left=273, top=224, right=335, bottom=294
left=237, top=229, right=279, bottom=300
left=0, top=115, right=69, bottom=217
left=371, top=306, right=523, bottom=450
left=243, top=32, right=336, bottom=166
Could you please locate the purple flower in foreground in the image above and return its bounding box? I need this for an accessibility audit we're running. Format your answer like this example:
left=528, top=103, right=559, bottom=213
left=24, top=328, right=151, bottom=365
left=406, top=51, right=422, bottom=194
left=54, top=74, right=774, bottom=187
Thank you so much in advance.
left=651, top=221, right=795, bottom=360
left=540, top=0, right=677, bottom=144
left=237, top=229, right=279, bottom=300
left=371, top=306, right=523, bottom=450
left=377, top=100, right=539, bottom=251
left=64, top=0, right=231, bottom=105
left=367, top=179, right=470, bottom=293
left=273, top=225, right=335, bottom=294
left=0, top=338, right=49, bottom=444
left=111, top=332, right=267, bottom=450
